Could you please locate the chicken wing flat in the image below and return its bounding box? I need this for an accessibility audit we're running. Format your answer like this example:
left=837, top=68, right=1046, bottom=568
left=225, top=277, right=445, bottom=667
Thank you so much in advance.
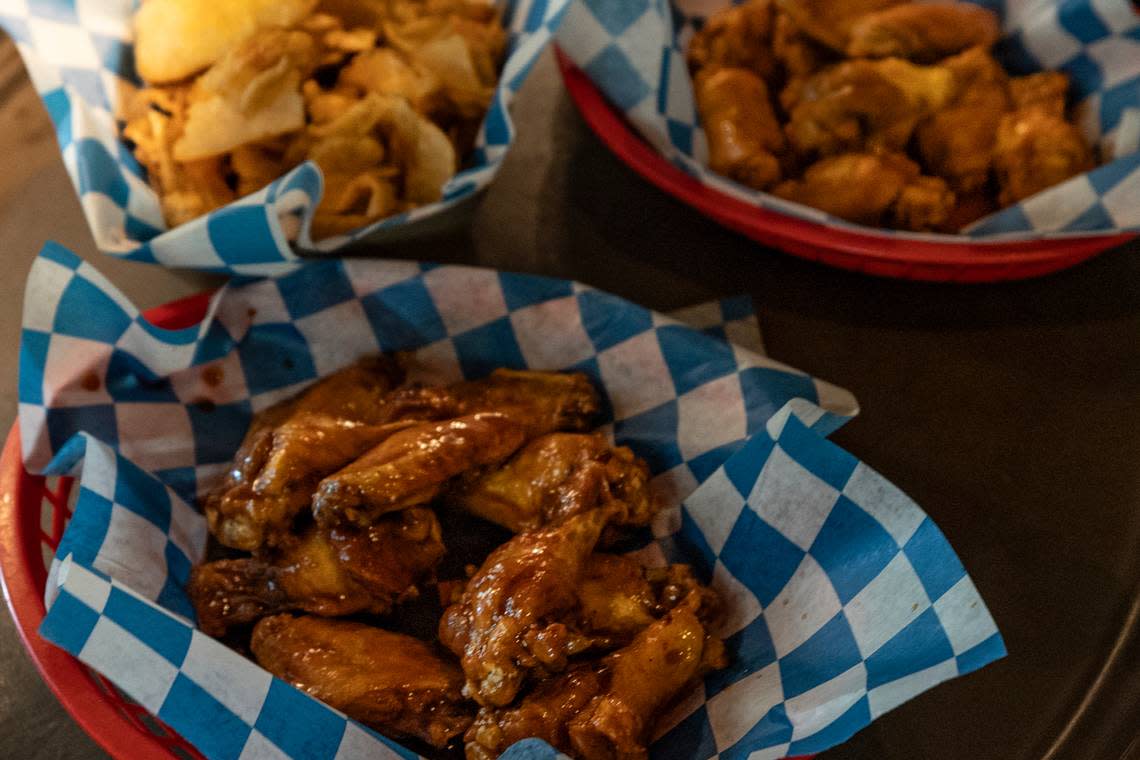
left=783, top=57, right=955, bottom=157
left=775, top=0, right=905, bottom=52
left=447, top=369, right=602, bottom=437
left=439, top=508, right=611, bottom=707
left=846, top=2, right=1000, bottom=62
left=687, top=0, right=778, bottom=83
left=189, top=507, right=444, bottom=636
left=695, top=68, right=787, bottom=191
left=448, top=433, right=656, bottom=533
left=465, top=592, right=726, bottom=760
left=252, top=615, right=473, bottom=748
left=774, top=152, right=954, bottom=230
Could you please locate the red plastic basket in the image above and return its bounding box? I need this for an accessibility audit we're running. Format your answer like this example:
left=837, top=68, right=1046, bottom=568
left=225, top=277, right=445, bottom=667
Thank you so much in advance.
left=555, top=48, right=1135, bottom=283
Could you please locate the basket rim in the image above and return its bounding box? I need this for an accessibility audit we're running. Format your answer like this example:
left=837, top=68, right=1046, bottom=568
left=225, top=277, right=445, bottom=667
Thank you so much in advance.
left=553, top=48, right=1135, bottom=281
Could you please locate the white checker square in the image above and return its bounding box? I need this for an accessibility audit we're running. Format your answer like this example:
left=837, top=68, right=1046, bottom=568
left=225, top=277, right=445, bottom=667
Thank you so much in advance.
left=238, top=730, right=292, bottom=760
left=815, top=379, right=859, bottom=419
left=844, top=553, right=931, bottom=658
left=75, top=0, right=131, bottom=39
left=115, top=403, right=195, bottom=471
left=650, top=502, right=682, bottom=540
left=1022, top=10, right=1084, bottom=68
left=747, top=445, right=839, bottom=552
left=17, top=403, right=49, bottom=471
left=95, top=503, right=169, bottom=601
left=683, top=467, right=746, bottom=555
left=57, top=557, right=112, bottom=612
left=406, top=337, right=463, bottom=385
left=510, top=296, right=595, bottom=369
left=24, top=257, right=75, bottom=332
left=615, top=6, right=669, bottom=83
left=17, top=40, right=64, bottom=93
left=81, top=439, right=119, bottom=501
left=743, top=745, right=792, bottom=760
left=664, top=49, right=696, bottom=123
left=786, top=663, right=867, bottom=740
left=42, top=334, right=113, bottom=407
left=170, top=353, right=250, bottom=408
left=766, top=554, right=842, bottom=658
left=423, top=267, right=508, bottom=335
left=712, top=560, right=763, bottom=638
left=115, top=322, right=195, bottom=375
left=335, top=722, right=398, bottom=760
left=149, top=218, right=225, bottom=269
left=27, top=17, right=100, bottom=68
left=706, top=661, right=783, bottom=752
left=555, top=0, right=615, bottom=66
left=932, top=576, right=999, bottom=656
left=294, top=299, right=381, bottom=376
left=79, top=617, right=178, bottom=713
left=0, top=0, right=30, bottom=18
left=182, top=633, right=273, bottom=725
left=1021, top=176, right=1098, bottom=231
left=868, top=659, right=957, bottom=719
left=676, top=374, right=747, bottom=461
left=1089, top=38, right=1140, bottom=89
left=597, top=331, right=676, bottom=419
left=341, top=259, right=421, bottom=298
left=1102, top=166, right=1140, bottom=226
left=842, top=463, right=924, bottom=547
left=168, top=492, right=208, bottom=565
left=1092, top=0, right=1140, bottom=33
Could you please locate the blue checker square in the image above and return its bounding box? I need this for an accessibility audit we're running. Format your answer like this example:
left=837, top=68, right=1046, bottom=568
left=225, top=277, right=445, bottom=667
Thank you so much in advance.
left=675, top=508, right=717, bottom=579
left=29, top=0, right=78, bottom=22
left=776, top=415, right=858, bottom=491
left=156, top=571, right=196, bottom=621
left=454, top=317, right=528, bottom=378
left=903, top=517, right=967, bottom=602
left=957, top=632, right=1007, bottom=675
left=584, top=45, right=652, bottom=111
left=1061, top=202, right=1115, bottom=232
left=46, top=404, right=118, bottom=455
left=704, top=615, right=778, bottom=699
left=18, top=329, right=50, bottom=405
left=74, top=138, right=126, bottom=203
left=811, top=495, right=899, bottom=605
left=54, top=488, right=113, bottom=567
left=652, top=705, right=718, bottom=760
left=237, top=324, right=319, bottom=396
left=501, top=737, right=563, bottom=760
left=40, top=240, right=82, bottom=269
left=39, top=589, right=100, bottom=654
left=105, top=351, right=179, bottom=403
left=53, top=274, right=132, bottom=343
left=612, top=400, right=683, bottom=474
left=1060, top=51, right=1103, bottom=96
left=103, top=587, right=191, bottom=666
left=686, top=440, right=746, bottom=484
left=657, top=325, right=737, bottom=396
left=778, top=612, right=864, bottom=700
left=719, top=703, right=794, bottom=760
left=787, top=696, right=871, bottom=756
left=361, top=278, right=447, bottom=351
left=577, top=289, right=653, bottom=352
left=1099, top=74, right=1140, bottom=133
left=1057, top=0, right=1111, bottom=43
left=581, top=0, right=650, bottom=36
left=666, top=119, right=694, bottom=154
left=739, top=367, right=818, bottom=436
left=158, top=673, right=253, bottom=760
left=865, top=607, right=955, bottom=690
left=275, top=262, right=356, bottom=320
left=188, top=400, right=253, bottom=465
left=112, top=455, right=173, bottom=530
left=498, top=271, right=573, bottom=311
left=154, top=466, right=197, bottom=504
left=255, top=678, right=348, bottom=759
left=720, top=507, right=806, bottom=608
left=722, top=432, right=775, bottom=495
left=206, top=205, right=283, bottom=265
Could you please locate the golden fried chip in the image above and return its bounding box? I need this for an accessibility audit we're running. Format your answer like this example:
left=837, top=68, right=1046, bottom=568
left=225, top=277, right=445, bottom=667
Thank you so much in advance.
left=339, top=49, right=441, bottom=111
left=134, top=0, right=318, bottom=84
left=375, top=94, right=457, bottom=203
left=310, top=135, right=386, bottom=174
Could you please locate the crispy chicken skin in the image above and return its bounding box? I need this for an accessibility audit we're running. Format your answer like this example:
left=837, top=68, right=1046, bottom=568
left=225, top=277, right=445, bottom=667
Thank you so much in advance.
left=783, top=57, right=956, bottom=157
left=846, top=2, right=1000, bottom=62
left=774, top=152, right=954, bottom=230
left=687, top=0, right=778, bottom=82
left=1009, top=70, right=1069, bottom=115
left=448, top=433, right=656, bottom=533
left=775, top=0, right=905, bottom=52
left=465, top=592, right=726, bottom=760
left=994, top=107, right=1093, bottom=205
left=695, top=68, right=787, bottom=191
left=439, top=508, right=611, bottom=707
left=189, top=507, right=444, bottom=636
left=252, top=615, right=473, bottom=748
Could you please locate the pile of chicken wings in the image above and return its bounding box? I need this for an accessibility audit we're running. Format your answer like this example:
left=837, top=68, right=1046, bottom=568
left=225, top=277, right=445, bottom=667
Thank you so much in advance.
left=189, top=356, right=726, bottom=758
left=691, top=0, right=1097, bottom=231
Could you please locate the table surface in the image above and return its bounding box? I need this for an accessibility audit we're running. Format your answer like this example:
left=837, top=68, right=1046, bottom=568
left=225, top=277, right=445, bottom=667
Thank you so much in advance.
left=2, top=36, right=1139, bottom=760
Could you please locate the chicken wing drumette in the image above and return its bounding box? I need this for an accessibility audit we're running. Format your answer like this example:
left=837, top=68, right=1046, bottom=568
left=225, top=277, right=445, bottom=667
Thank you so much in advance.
left=695, top=67, right=788, bottom=191
left=846, top=2, right=1000, bottom=62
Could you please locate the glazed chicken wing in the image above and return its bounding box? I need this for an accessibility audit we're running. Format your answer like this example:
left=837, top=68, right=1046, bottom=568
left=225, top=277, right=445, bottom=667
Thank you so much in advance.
left=447, top=369, right=602, bottom=437
left=775, top=0, right=905, bottom=52
left=695, top=68, right=787, bottom=191
left=439, top=508, right=610, bottom=707
left=189, top=507, right=444, bottom=636
left=252, top=615, right=473, bottom=748
left=784, top=57, right=956, bottom=157
left=773, top=12, right=834, bottom=82
left=1009, top=71, right=1069, bottom=115
left=774, top=152, right=954, bottom=230
left=994, top=107, right=1093, bottom=205
left=687, top=0, right=778, bottom=82
left=465, top=592, right=726, bottom=760
left=448, top=433, right=656, bottom=533
left=846, top=2, right=1000, bottom=62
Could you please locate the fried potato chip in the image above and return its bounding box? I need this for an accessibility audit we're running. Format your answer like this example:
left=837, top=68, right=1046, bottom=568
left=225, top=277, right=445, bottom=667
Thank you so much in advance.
left=410, top=33, right=494, bottom=116
left=312, top=169, right=401, bottom=238
left=339, top=49, right=442, bottom=112
left=310, top=135, right=386, bottom=175
left=231, top=143, right=291, bottom=196
left=134, top=0, right=318, bottom=83
left=302, top=82, right=360, bottom=125
left=374, top=94, right=457, bottom=203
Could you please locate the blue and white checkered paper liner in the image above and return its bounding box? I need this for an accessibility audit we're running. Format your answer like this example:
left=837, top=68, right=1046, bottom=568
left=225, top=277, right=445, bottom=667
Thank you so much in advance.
left=556, top=0, right=1140, bottom=241
left=0, top=0, right=570, bottom=274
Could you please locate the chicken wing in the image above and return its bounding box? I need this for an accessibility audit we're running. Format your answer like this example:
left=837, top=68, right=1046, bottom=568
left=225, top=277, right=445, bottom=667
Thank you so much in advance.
left=994, top=107, right=1094, bottom=205
left=784, top=57, right=955, bottom=157
left=1009, top=70, right=1069, bottom=116
left=695, top=68, right=787, bottom=191
left=189, top=507, right=444, bottom=636
left=439, top=508, right=610, bottom=707
left=687, top=0, right=778, bottom=83
left=447, top=369, right=602, bottom=438
left=916, top=47, right=1011, bottom=193
left=846, top=2, right=1000, bottom=62
left=252, top=615, right=473, bottom=748
left=448, top=433, right=656, bottom=533
left=773, top=12, right=834, bottom=82
left=465, top=592, right=726, bottom=760
left=775, top=0, right=905, bottom=52
left=774, top=152, right=954, bottom=230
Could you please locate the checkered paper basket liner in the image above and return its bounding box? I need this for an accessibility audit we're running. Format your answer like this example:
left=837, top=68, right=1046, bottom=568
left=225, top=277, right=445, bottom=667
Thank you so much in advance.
left=0, top=0, right=571, bottom=274
left=556, top=0, right=1140, bottom=241
left=19, top=244, right=1001, bottom=759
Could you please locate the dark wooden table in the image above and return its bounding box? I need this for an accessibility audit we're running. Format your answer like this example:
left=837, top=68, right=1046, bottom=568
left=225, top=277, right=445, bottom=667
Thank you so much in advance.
left=1, top=38, right=1137, bottom=760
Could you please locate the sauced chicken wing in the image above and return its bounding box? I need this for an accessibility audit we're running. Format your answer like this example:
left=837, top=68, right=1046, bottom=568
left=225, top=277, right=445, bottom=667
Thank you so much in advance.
left=772, top=12, right=834, bottom=82
left=439, top=509, right=611, bottom=707
left=465, top=592, right=726, bottom=760
left=695, top=68, right=787, bottom=191
left=994, top=106, right=1093, bottom=205
left=252, top=615, right=473, bottom=748
left=1009, top=71, right=1069, bottom=115
left=687, top=0, right=778, bottom=83
left=448, top=433, right=656, bottom=533
left=775, top=0, right=904, bottom=52
left=846, top=2, right=1000, bottom=62
left=189, top=507, right=444, bottom=636
left=783, top=57, right=956, bottom=157
left=447, top=369, right=601, bottom=437
left=774, top=152, right=954, bottom=230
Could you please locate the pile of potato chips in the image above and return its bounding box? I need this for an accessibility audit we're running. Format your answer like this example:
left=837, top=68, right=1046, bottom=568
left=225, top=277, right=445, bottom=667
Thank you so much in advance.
left=121, top=0, right=506, bottom=239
